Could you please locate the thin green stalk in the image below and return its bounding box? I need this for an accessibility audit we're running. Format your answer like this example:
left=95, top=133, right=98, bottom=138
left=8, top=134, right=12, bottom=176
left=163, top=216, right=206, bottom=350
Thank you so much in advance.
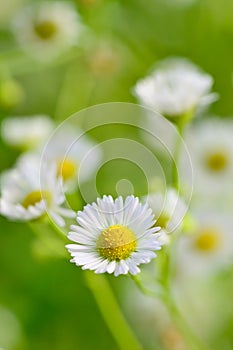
left=161, top=292, right=208, bottom=350
left=44, top=220, right=143, bottom=350
left=130, top=274, right=162, bottom=298
left=131, top=244, right=208, bottom=350
left=131, top=273, right=207, bottom=350
left=84, top=271, right=143, bottom=350
left=172, top=121, right=185, bottom=190
left=27, top=221, right=68, bottom=258
left=47, top=217, right=68, bottom=242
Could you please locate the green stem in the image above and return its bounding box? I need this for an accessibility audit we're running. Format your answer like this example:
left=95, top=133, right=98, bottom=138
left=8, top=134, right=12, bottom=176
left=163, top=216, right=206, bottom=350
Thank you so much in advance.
left=84, top=271, right=143, bottom=350
left=47, top=217, right=68, bottom=242
left=161, top=292, right=208, bottom=350
left=172, top=121, right=185, bottom=190
left=132, top=274, right=207, bottom=350
left=27, top=221, right=68, bottom=258
left=131, top=245, right=207, bottom=350
left=130, top=274, right=162, bottom=298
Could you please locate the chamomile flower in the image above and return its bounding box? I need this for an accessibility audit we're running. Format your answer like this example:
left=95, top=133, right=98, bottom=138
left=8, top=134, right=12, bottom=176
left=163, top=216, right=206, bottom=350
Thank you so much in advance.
left=1, top=115, right=54, bottom=150
left=184, top=117, right=233, bottom=197
left=42, top=125, right=102, bottom=192
left=143, top=189, right=187, bottom=243
left=0, top=154, right=75, bottom=227
left=12, top=2, right=82, bottom=60
left=66, top=195, right=162, bottom=276
left=134, top=58, right=217, bottom=119
left=177, top=209, right=233, bottom=277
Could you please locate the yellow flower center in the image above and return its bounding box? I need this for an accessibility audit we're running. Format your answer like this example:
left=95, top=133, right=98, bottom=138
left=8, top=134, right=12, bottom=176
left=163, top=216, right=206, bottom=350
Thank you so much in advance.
left=195, top=227, right=222, bottom=252
left=57, top=159, right=77, bottom=181
left=205, top=151, right=228, bottom=172
left=97, top=224, right=137, bottom=261
left=156, top=212, right=170, bottom=229
left=21, top=190, right=52, bottom=208
left=34, top=20, right=57, bottom=40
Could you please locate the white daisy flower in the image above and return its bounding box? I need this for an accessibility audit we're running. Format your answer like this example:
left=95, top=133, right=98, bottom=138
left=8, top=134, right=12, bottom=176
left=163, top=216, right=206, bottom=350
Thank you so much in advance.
left=133, top=58, right=217, bottom=119
left=42, top=125, right=102, bottom=193
left=0, top=154, right=75, bottom=227
left=183, top=117, right=233, bottom=197
left=12, top=1, right=82, bottom=60
left=143, top=188, right=187, bottom=243
left=1, top=115, right=55, bottom=150
left=66, top=195, right=162, bottom=276
left=177, top=208, right=233, bottom=277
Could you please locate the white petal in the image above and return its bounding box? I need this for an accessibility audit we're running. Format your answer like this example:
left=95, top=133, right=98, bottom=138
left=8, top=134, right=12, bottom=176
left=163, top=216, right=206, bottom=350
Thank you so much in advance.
left=68, top=231, right=96, bottom=245
left=106, top=260, right=116, bottom=274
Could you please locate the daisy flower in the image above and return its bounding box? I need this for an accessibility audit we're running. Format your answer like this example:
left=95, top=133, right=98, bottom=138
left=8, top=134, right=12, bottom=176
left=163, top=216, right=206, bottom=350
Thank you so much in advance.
left=12, top=1, right=82, bottom=60
left=42, top=125, right=102, bottom=192
left=183, top=117, right=233, bottom=197
left=66, top=195, right=162, bottom=276
left=1, top=115, right=54, bottom=150
left=143, top=188, right=187, bottom=243
left=133, top=58, right=217, bottom=119
left=177, top=208, right=233, bottom=277
left=0, top=154, right=75, bottom=227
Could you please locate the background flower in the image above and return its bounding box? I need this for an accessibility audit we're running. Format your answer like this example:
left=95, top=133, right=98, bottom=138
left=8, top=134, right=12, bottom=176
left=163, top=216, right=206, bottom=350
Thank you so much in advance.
left=143, top=188, right=187, bottom=242
left=1, top=115, right=54, bottom=150
left=133, top=58, right=217, bottom=120
left=0, top=154, right=75, bottom=226
left=177, top=208, right=233, bottom=278
left=12, top=1, right=82, bottom=59
left=183, top=117, right=233, bottom=199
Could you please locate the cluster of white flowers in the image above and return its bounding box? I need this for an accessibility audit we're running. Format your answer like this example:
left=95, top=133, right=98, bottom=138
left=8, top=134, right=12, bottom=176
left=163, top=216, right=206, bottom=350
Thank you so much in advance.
left=1, top=103, right=192, bottom=277
left=134, top=57, right=233, bottom=278
left=1, top=112, right=190, bottom=275
left=1, top=55, right=232, bottom=280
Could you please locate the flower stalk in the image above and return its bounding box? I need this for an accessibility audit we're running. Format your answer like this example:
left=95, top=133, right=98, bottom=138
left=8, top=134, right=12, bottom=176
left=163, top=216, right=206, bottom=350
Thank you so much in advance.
left=84, top=271, right=143, bottom=350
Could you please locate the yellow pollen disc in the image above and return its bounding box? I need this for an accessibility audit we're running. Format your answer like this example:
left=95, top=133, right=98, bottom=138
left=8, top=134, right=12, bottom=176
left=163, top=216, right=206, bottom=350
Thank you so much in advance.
left=156, top=212, right=170, bottom=229
left=97, top=224, right=137, bottom=261
left=195, top=227, right=222, bottom=252
left=57, top=159, right=77, bottom=181
left=34, top=20, right=57, bottom=40
left=21, top=190, right=52, bottom=208
left=205, top=151, right=228, bottom=172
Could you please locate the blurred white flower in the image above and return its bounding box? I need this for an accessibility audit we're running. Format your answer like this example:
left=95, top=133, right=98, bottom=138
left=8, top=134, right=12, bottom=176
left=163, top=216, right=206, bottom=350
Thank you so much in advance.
left=1, top=115, right=54, bottom=150
left=184, top=117, right=233, bottom=197
left=143, top=188, right=187, bottom=243
left=134, top=58, right=217, bottom=119
left=42, top=125, right=102, bottom=192
left=177, top=209, right=233, bottom=277
left=0, top=154, right=75, bottom=226
left=66, top=195, right=162, bottom=276
left=12, top=1, right=82, bottom=59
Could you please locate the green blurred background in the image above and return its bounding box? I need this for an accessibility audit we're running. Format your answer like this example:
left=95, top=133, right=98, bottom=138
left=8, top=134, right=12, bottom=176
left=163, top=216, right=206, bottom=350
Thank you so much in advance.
left=0, top=0, right=233, bottom=349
